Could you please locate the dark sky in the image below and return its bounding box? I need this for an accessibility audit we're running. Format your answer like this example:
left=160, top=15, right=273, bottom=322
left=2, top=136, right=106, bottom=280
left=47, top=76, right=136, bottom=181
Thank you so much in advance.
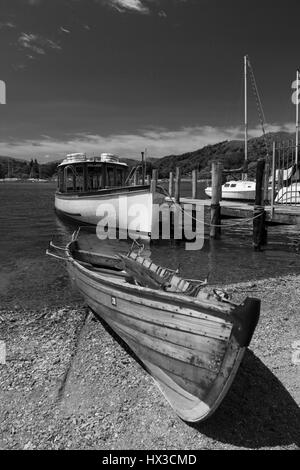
left=0, top=0, right=300, bottom=160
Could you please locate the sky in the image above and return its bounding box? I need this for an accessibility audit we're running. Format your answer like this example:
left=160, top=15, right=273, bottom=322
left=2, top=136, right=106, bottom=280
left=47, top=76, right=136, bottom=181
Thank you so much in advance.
left=0, top=0, right=300, bottom=161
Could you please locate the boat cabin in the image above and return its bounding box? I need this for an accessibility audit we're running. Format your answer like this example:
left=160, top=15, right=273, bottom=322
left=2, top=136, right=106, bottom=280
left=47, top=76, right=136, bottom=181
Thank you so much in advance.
left=57, top=153, right=129, bottom=193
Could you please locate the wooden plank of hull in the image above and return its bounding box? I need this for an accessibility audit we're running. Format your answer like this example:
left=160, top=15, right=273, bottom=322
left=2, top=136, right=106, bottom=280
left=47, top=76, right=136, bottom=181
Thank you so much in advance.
left=81, top=291, right=218, bottom=399
left=92, top=302, right=228, bottom=368
left=142, top=341, right=245, bottom=423
left=93, top=306, right=225, bottom=374
left=76, top=271, right=232, bottom=342
left=76, top=263, right=234, bottom=318
left=109, top=316, right=245, bottom=422
left=67, top=262, right=247, bottom=422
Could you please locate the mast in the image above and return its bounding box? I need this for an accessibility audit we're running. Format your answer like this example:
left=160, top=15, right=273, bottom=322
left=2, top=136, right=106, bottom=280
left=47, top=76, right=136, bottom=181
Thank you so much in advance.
left=243, top=55, right=248, bottom=180
left=296, top=70, right=299, bottom=165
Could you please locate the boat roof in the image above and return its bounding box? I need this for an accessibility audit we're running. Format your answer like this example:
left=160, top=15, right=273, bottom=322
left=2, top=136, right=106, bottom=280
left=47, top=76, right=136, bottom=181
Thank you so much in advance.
left=58, top=153, right=128, bottom=168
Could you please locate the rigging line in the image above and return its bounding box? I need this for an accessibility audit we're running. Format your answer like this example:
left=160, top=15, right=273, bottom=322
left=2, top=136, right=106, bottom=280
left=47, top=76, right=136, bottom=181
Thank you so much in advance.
left=247, top=58, right=270, bottom=157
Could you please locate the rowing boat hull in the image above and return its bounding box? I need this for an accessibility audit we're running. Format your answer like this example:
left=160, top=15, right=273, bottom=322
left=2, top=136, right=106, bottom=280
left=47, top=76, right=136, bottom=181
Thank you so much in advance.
left=66, top=258, right=259, bottom=422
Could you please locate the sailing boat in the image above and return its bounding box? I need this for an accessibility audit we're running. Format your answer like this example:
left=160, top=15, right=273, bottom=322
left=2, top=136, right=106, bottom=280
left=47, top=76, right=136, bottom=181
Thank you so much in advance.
left=274, top=70, right=300, bottom=204
left=205, top=56, right=268, bottom=201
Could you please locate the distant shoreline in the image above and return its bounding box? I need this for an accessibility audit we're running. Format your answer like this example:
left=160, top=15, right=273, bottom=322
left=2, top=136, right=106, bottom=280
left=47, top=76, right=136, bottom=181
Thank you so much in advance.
left=0, top=178, right=53, bottom=183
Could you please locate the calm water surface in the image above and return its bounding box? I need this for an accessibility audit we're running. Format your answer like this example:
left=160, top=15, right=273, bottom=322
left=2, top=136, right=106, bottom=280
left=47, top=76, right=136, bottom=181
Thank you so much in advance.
left=0, top=181, right=300, bottom=309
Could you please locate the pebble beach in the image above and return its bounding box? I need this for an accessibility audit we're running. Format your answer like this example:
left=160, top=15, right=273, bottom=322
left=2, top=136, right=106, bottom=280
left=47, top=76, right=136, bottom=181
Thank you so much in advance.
left=0, top=255, right=299, bottom=450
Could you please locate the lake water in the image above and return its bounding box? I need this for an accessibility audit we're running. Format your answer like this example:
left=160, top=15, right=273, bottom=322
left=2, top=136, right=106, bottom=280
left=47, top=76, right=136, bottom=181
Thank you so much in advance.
left=0, top=181, right=300, bottom=310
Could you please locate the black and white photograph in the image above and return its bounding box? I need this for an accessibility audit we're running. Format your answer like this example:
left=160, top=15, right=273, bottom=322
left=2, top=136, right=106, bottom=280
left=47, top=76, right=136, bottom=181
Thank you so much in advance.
left=0, top=0, right=299, bottom=452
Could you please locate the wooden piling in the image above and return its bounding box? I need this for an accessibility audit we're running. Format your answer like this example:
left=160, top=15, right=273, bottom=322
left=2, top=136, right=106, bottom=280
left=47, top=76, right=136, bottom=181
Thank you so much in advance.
left=175, top=167, right=181, bottom=204
left=169, top=171, right=174, bottom=197
left=210, top=162, right=222, bottom=239
left=253, top=158, right=267, bottom=250
left=151, top=169, right=158, bottom=194
left=192, top=169, right=198, bottom=199
left=263, top=162, right=270, bottom=204
left=270, top=141, right=276, bottom=218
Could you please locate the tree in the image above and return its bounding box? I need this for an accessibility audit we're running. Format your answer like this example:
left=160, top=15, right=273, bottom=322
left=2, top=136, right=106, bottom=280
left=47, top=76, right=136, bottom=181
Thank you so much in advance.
left=0, top=163, right=6, bottom=179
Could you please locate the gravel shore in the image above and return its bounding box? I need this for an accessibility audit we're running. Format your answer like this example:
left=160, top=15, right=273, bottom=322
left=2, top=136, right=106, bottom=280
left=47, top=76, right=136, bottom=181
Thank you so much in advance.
left=0, top=269, right=299, bottom=450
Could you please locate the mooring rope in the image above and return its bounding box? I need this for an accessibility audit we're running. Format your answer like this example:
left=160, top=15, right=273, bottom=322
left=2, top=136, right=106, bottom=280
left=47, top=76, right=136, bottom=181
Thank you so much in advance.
left=160, top=186, right=264, bottom=228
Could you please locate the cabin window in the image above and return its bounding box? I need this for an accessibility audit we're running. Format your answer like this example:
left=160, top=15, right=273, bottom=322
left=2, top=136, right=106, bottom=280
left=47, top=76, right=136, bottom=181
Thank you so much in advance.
left=58, top=162, right=127, bottom=192
left=106, top=166, right=115, bottom=187
left=64, top=166, right=77, bottom=192
left=230, top=184, right=236, bottom=188
left=74, top=165, right=84, bottom=191
left=224, top=183, right=230, bottom=187
left=87, top=165, right=103, bottom=191
left=58, top=168, right=65, bottom=192
left=116, top=168, right=124, bottom=186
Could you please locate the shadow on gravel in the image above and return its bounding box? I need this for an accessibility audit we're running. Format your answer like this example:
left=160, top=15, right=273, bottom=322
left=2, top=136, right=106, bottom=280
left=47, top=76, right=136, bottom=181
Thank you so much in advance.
left=194, top=350, right=300, bottom=449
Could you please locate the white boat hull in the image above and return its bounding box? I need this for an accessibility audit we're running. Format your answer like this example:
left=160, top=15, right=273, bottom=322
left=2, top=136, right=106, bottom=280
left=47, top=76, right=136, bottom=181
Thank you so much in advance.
left=205, top=188, right=256, bottom=201
left=205, top=180, right=256, bottom=201
left=205, top=180, right=272, bottom=202
left=55, top=186, right=165, bottom=240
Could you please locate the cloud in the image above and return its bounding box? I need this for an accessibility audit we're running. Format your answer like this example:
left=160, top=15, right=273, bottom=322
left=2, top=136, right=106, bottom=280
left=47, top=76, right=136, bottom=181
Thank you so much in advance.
left=0, top=22, right=16, bottom=30
left=60, top=27, right=71, bottom=34
left=17, top=33, right=61, bottom=55
left=0, top=123, right=295, bottom=162
left=103, top=0, right=150, bottom=14
left=158, top=10, right=167, bottom=18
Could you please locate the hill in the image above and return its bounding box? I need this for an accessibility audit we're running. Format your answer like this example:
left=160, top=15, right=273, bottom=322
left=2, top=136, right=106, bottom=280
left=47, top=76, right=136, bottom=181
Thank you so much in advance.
left=0, top=131, right=295, bottom=179
left=151, top=132, right=295, bottom=179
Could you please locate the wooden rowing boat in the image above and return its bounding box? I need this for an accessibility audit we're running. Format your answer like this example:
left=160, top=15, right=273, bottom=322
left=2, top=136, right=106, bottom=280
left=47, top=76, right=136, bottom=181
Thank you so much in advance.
left=47, top=234, right=260, bottom=423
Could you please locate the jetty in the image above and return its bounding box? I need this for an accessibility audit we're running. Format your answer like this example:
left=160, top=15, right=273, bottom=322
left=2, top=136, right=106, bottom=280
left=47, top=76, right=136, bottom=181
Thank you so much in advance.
left=177, top=198, right=300, bottom=226
left=136, top=138, right=300, bottom=250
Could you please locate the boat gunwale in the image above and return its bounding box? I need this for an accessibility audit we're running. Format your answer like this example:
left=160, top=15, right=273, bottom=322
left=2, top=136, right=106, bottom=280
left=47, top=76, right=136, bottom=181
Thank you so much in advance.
left=55, top=184, right=165, bottom=199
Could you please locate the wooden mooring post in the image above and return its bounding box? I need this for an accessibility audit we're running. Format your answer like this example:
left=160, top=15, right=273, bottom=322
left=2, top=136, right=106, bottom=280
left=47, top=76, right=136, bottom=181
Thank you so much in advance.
left=270, top=141, right=276, bottom=217
left=175, top=167, right=181, bottom=203
left=253, top=158, right=267, bottom=251
left=169, top=171, right=174, bottom=197
left=263, top=161, right=270, bottom=204
left=151, top=169, right=158, bottom=194
left=210, top=162, right=222, bottom=239
left=192, top=169, right=198, bottom=199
